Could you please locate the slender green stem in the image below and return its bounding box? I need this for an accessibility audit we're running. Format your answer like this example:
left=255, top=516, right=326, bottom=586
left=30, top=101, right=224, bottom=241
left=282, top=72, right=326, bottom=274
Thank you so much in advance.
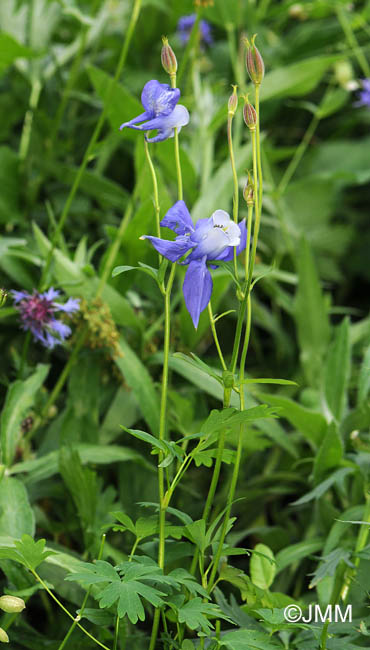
left=113, top=615, right=120, bottom=650
left=148, top=264, right=176, bottom=650
left=128, top=537, right=140, bottom=562
left=207, top=302, right=227, bottom=371
left=19, top=79, right=42, bottom=161
left=227, top=113, right=239, bottom=279
left=144, top=139, right=161, bottom=240
left=96, top=201, right=133, bottom=298
left=340, top=493, right=370, bottom=600
left=31, top=570, right=110, bottom=650
left=41, top=0, right=142, bottom=284
left=336, top=5, right=370, bottom=77
left=254, top=84, right=263, bottom=228
left=169, top=72, right=183, bottom=200
left=56, top=535, right=106, bottom=650
left=277, top=114, right=319, bottom=196
left=207, top=297, right=251, bottom=592
left=177, top=11, right=201, bottom=84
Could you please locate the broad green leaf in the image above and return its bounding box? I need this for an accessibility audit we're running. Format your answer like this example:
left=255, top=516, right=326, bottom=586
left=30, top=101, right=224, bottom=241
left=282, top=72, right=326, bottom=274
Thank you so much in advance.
left=240, top=378, right=298, bottom=386
left=0, top=33, right=34, bottom=75
left=316, top=87, right=349, bottom=118
left=221, top=628, right=282, bottom=649
left=14, top=535, right=55, bottom=571
left=10, top=443, right=151, bottom=485
left=250, top=543, right=276, bottom=590
left=294, top=238, right=331, bottom=386
left=261, top=55, right=341, bottom=102
left=256, top=392, right=327, bottom=448
left=79, top=608, right=114, bottom=626
left=309, top=548, right=353, bottom=588
left=276, top=538, right=323, bottom=574
left=88, top=65, right=141, bottom=136
left=324, top=317, right=350, bottom=422
left=183, top=520, right=206, bottom=553
left=112, top=263, right=158, bottom=283
left=0, top=364, right=49, bottom=466
left=115, top=336, right=160, bottom=435
left=291, top=467, right=354, bottom=506
left=0, top=477, right=34, bottom=537
left=177, top=598, right=231, bottom=633
left=313, top=422, right=343, bottom=483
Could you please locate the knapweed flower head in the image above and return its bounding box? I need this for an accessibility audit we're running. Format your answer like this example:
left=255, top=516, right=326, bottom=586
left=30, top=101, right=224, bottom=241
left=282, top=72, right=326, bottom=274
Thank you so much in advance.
left=119, top=80, right=189, bottom=143
left=177, top=14, right=213, bottom=47
left=142, top=200, right=247, bottom=328
left=355, top=78, right=370, bottom=108
left=12, top=288, right=80, bottom=349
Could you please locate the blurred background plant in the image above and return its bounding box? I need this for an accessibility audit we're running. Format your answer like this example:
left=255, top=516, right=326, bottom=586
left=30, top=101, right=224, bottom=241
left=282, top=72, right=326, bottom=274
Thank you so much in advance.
left=0, top=0, right=369, bottom=648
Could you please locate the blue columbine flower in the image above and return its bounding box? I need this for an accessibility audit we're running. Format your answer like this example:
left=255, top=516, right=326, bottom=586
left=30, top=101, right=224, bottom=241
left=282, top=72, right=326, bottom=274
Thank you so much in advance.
left=177, top=14, right=213, bottom=47
left=142, top=200, right=247, bottom=328
left=355, top=78, right=370, bottom=108
left=119, top=79, right=189, bottom=143
left=12, top=288, right=80, bottom=349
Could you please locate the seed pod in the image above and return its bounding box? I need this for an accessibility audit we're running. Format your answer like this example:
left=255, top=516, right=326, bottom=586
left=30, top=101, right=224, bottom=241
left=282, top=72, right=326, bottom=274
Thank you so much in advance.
left=161, top=37, right=177, bottom=76
left=245, top=34, right=264, bottom=85
left=242, top=96, right=257, bottom=130
left=0, top=628, right=9, bottom=643
left=243, top=172, right=254, bottom=207
left=0, top=595, right=26, bottom=614
left=228, top=85, right=238, bottom=117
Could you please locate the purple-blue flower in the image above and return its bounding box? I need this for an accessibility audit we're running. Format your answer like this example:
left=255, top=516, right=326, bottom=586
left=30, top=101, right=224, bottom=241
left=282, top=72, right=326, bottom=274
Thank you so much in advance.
left=355, top=78, right=370, bottom=108
left=177, top=14, right=213, bottom=46
left=142, top=200, right=247, bottom=328
left=119, top=80, right=189, bottom=143
left=12, top=288, right=80, bottom=349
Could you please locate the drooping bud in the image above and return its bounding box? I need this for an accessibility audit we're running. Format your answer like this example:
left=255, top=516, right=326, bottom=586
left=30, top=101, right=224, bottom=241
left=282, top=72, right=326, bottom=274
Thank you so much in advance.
left=0, top=628, right=9, bottom=643
left=161, top=37, right=177, bottom=77
left=228, top=85, right=238, bottom=117
left=0, top=595, right=26, bottom=614
left=0, top=289, right=7, bottom=307
left=242, top=95, right=257, bottom=130
left=245, top=34, right=264, bottom=85
left=243, top=171, right=254, bottom=207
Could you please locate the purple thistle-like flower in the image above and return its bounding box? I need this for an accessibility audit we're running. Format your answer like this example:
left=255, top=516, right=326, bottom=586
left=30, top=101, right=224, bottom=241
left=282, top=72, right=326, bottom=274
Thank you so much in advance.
left=142, top=200, right=247, bottom=328
left=177, top=14, right=213, bottom=46
left=119, top=80, right=189, bottom=143
left=12, top=288, right=80, bottom=349
left=355, top=78, right=370, bottom=108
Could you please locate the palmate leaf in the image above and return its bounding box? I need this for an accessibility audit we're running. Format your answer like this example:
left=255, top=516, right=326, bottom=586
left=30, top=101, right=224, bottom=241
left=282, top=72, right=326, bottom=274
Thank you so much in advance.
left=176, top=597, right=233, bottom=633
left=65, top=558, right=178, bottom=623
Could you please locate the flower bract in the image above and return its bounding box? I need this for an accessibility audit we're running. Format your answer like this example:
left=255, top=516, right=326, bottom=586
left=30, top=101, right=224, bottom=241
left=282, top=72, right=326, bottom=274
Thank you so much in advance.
left=119, top=80, right=189, bottom=143
left=143, top=201, right=247, bottom=328
left=12, top=288, right=80, bottom=349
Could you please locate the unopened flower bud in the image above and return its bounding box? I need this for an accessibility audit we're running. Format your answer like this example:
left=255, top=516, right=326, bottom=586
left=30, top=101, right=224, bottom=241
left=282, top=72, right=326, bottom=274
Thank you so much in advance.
left=289, top=3, right=308, bottom=20
left=242, top=96, right=257, bottom=130
left=334, top=60, right=354, bottom=88
left=228, top=85, right=238, bottom=116
left=0, top=289, right=7, bottom=307
left=243, top=172, right=254, bottom=207
left=0, top=595, right=26, bottom=614
left=245, top=34, right=265, bottom=85
left=161, top=37, right=177, bottom=76
left=0, top=628, right=9, bottom=643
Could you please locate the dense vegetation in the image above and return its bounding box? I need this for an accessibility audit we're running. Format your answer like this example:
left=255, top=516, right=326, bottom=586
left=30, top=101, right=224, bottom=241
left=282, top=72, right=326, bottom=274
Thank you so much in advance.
left=0, top=0, right=369, bottom=648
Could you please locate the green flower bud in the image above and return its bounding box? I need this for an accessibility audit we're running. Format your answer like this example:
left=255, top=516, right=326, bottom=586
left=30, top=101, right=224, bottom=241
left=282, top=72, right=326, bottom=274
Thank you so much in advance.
left=0, top=595, right=26, bottom=614
left=243, top=172, right=254, bottom=207
left=242, top=95, right=257, bottom=130
left=245, top=34, right=264, bottom=85
left=0, top=289, right=7, bottom=308
left=228, top=85, right=238, bottom=117
left=161, top=37, right=177, bottom=77
left=0, top=628, right=9, bottom=643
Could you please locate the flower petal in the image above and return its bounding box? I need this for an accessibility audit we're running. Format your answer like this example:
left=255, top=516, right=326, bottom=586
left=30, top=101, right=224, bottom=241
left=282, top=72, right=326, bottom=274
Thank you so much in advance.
left=119, top=111, right=151, bottom=130
left=161, top=200, right=194, bottom=236
left=11, top=290, right=29, bottom=303
left=55, top=297, right=80, bottom=313
left=141, top=80, right=180, bottom=116
left=142, top=235, right=192, bottom=262
left=183, top=257, right=213, bottom=328
left=215, top=219, right=247, bottom=262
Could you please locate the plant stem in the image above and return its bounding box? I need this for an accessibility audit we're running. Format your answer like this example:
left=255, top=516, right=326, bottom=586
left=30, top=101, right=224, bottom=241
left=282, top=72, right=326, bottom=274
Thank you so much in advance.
left=336, top=5, right=370, bottom=77
left=340, top=493, right=370, bottom=600
left=227, top=112, right=239, bottom=280
left=177, top=11, right=202, bottom=84
left=56, top=535, right=106, bottom=650
left=95, top=201, right=134, bottom=298
left=207, top=302, right=227, bottom=371
left=144, top=139, right=161, bottom=240
left=169, top=71, right=183, bottom=200
left=277, top=113, right=319, bottom=196
left=31, top=570, right=110, bottom=650
left=113, top=615, right=120, bottom=650
left=19, top=79, right=42, bottom=161
left=148, top=264, right=176, bottom=650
